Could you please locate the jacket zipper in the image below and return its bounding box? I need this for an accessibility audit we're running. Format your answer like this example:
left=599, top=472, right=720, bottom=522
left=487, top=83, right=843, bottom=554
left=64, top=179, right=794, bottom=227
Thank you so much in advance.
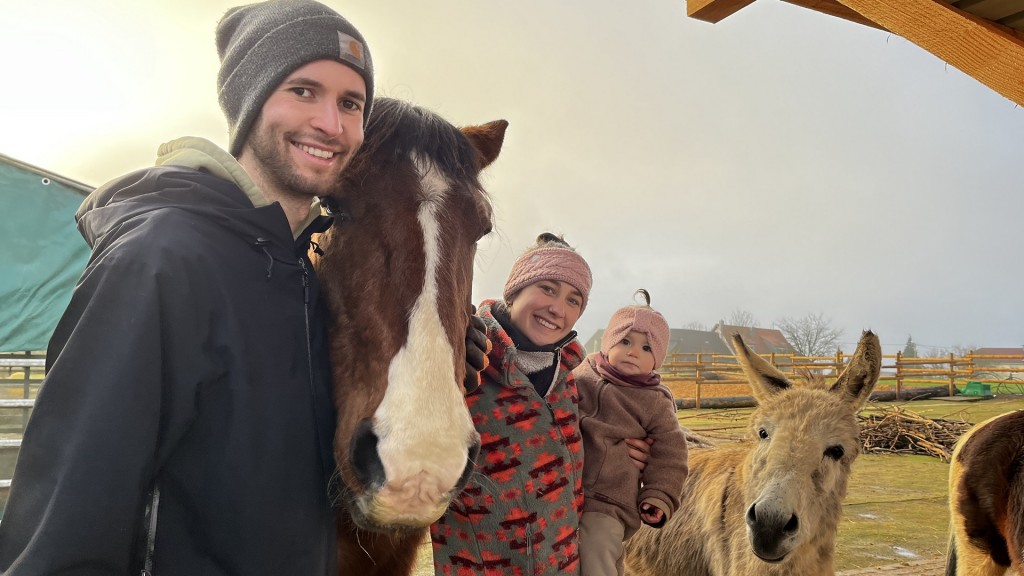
left=550, top=346, right=580, bottom=492
left=526, top=523, right=534, bottom=574
left=298, top=257, right=331, bottom=575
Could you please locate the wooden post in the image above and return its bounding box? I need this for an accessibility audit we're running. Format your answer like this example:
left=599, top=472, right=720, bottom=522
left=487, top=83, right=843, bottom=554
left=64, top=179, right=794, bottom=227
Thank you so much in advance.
left=20, top=351, right=31, bottom=430
left=895, top=351, right=903, bottom=401
left=835, top=349, right=843, bottom=379
left=942, top=352, right=950, bottom=397
left=695, top=353, right=703, bottom=410
left=20, top=351, right=31, bottom=399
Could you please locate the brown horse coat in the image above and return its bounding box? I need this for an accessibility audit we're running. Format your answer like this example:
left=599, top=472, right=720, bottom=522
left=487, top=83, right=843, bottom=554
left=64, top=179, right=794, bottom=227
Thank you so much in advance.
left=313, top=99, right=508, bottom=576
left=946, top=409, right=1024, bottom=576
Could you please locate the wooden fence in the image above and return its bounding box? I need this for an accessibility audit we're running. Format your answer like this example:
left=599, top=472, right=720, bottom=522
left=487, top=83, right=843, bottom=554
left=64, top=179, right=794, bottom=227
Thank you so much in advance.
left=1, top=350, right=1021, bottom=491
left=0, top=352, right=45, bottom=497
left=661, top=351, right=1024, bottom=409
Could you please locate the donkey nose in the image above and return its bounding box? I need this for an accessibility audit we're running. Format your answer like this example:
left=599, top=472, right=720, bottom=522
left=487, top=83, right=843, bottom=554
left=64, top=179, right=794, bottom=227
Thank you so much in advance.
left=783, top=513, right=799, bottom=535
left=745, top=502, right=799, bottom=534
left=746, top=502, right=799, bottom=562
left=351, top=419, right=386, bottom=488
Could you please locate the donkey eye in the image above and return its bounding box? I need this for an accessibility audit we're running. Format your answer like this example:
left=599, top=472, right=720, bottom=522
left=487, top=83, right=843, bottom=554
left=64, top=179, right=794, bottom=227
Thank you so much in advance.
left=824, top=445, right=845, bottom=460
left=758, top=428, right=769, bottom=440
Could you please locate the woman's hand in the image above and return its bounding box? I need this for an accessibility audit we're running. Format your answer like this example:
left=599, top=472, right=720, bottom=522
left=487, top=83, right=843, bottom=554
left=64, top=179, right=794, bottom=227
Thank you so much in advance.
left=625, top=437, right=654, bottom=472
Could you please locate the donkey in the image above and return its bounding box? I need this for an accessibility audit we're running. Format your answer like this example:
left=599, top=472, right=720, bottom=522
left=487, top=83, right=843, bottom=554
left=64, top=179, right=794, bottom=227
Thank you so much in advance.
left=945, top=409, right=1024, bottom=576
left=313, top=98, right=507, bottom=575
left=625, top=330, right=882, bottom=576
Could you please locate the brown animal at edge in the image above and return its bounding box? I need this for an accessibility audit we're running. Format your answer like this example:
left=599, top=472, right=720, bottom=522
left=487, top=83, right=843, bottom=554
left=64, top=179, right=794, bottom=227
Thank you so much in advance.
left=312, top=98, right=507, bottom=576
left=624, top=330, right=882, bottom=576
left=945, top=410, right=1024, bottom=576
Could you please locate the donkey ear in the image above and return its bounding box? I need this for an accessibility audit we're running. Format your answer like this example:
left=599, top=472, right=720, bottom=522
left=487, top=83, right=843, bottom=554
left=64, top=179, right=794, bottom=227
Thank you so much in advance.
left=461, top=120, right=509, bottom=170
left=732, top=334, right=792, bottom=402
left=829, top=330, right=882, bottom=411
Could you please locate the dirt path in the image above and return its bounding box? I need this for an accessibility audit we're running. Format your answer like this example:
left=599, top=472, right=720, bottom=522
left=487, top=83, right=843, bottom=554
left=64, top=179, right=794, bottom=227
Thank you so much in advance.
left=837, top=556, right=945, bottom=575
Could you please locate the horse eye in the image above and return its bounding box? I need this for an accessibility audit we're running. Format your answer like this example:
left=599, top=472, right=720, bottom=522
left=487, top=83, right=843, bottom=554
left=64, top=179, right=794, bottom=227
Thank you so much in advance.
left=758, top=428, right=769, bottom=440
left=476, top=225, right=492, bottom=242
left=824, top=445, right=844, bottom=461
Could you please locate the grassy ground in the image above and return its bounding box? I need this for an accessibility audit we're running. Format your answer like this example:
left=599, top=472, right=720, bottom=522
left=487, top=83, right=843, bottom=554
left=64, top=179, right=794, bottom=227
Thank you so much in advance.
left=5, top=366, right=1019, bottom=573
left=410, top=394, right=1024, bottom=574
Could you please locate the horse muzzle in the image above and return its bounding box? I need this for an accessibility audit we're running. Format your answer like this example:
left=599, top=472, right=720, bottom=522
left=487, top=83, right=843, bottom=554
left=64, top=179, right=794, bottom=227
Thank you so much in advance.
left=349, top=419, right=480, bottom=529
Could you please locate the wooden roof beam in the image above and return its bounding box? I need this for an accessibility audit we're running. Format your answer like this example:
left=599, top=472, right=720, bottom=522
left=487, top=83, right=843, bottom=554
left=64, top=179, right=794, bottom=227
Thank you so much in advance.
left=782, top=0, right=887, bottom=31
left=684, top=0, right=1024, bottom=106
left=687, top=0, right=757, bottom=23
left=832, top=0, right=1024, bottom=107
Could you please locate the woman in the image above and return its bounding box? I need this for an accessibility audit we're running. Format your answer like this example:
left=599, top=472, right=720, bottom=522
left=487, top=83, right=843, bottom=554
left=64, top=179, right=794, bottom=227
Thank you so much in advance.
left=431, top=232, right=593, bottom=575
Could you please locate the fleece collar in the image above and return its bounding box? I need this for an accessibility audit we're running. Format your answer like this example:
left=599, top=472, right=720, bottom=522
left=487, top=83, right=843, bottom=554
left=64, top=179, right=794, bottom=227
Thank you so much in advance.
left=155, top=136, right=323, bottom=239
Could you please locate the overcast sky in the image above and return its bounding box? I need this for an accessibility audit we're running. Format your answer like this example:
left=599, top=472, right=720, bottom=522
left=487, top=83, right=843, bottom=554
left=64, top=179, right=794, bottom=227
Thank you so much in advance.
left=3, top=0, right=1022, bottom=354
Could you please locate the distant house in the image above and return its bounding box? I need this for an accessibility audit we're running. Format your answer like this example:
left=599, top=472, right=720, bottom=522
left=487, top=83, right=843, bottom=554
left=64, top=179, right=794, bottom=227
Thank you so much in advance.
left=582, top=322, right=797, bottom=376
left=667, top=328, right=734, bottom=358
left=713, top=322, right=797, bottom=356
left=583, top=328, right=732, bottom=359
left=0, top=153, right=92, bottom=352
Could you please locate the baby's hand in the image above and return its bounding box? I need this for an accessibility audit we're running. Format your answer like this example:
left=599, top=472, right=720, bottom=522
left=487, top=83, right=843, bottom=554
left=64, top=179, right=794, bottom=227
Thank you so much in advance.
left=639, top=502, right=665, bottom=525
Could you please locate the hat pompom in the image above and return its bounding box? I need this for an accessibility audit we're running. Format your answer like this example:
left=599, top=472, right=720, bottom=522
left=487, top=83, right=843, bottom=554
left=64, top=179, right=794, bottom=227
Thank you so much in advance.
left=503, top=233, right=592, bottom=312
left=601, top=290, right=670, bottom=370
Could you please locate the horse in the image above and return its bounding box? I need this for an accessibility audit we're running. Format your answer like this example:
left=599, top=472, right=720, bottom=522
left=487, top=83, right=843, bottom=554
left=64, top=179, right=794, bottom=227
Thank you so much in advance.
left=624, top=330, right=882, bottom=576
left=945, top=410, right=1024, bottom=576
left=313, top=98, right=508, bottom=576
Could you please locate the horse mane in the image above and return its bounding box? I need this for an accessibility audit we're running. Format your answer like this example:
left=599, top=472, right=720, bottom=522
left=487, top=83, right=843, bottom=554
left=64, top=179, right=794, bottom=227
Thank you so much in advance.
left=358, top=98, right=483, bottom=184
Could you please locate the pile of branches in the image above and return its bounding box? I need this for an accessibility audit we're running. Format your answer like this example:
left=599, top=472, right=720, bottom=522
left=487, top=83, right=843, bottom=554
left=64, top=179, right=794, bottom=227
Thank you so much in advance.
left=858, top=406, right=972, bottom=462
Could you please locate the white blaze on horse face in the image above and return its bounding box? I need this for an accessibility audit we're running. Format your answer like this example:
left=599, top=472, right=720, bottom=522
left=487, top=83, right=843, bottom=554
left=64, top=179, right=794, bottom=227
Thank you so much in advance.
left=368, top=155, right=477, bottom=525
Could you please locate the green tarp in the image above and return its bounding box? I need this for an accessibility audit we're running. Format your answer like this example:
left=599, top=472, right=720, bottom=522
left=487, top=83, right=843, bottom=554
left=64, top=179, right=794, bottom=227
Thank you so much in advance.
left=0, top=154, right=91, bottom=352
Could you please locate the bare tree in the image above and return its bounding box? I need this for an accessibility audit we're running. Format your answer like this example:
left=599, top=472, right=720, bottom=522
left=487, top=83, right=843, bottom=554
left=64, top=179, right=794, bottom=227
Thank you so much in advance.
left=683, top=320, right=710, bottom=331
left=775, top=313, right=843, bottom=357
left=727, top=308, right=758, bottom=328
left=925, top=345, right=977, bottom=370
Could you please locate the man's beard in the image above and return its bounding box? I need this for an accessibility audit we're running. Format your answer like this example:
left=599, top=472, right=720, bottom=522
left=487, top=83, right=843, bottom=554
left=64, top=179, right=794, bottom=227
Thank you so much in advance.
left=247, top=125, right=348, bottom=199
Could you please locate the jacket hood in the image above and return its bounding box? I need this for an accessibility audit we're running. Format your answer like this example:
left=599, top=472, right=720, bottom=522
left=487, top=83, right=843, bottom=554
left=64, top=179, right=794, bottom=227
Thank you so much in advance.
left=77, top=137, right=328, bottom=250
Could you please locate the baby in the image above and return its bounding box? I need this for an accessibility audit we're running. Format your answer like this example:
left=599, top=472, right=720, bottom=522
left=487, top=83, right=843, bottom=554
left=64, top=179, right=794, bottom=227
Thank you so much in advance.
left=575, top=289, right=689, bottom=576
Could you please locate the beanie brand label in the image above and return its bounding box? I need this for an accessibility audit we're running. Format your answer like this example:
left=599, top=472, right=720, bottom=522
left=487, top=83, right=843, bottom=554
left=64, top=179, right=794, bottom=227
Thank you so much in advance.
left=337, top=31, right=366, bottom=70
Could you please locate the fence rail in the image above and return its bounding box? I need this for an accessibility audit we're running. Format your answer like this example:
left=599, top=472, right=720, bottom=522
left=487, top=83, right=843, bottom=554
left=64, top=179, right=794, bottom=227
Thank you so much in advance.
left=1, top=350, right=1022, bottom=488
left=0, top=351, right=45, bottom=499
left=661, top=351, right=1024, bottom=408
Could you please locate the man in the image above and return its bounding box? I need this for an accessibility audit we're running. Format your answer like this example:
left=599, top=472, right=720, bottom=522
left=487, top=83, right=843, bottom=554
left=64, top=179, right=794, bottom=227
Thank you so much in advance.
left=0, top=1, right=486, bottom=574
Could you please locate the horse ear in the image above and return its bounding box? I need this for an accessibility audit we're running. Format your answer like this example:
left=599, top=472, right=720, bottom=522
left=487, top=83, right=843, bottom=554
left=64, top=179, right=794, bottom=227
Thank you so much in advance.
left=461, top=119, right=509, bottom=170
left=732, top=334, right=792, bottom=402
left=829, top=330, right=882, bottom=411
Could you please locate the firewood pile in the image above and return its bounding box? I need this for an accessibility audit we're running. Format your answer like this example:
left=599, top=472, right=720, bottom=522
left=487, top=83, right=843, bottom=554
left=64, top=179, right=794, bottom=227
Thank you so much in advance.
left=858, top=406, right=972, bottom=462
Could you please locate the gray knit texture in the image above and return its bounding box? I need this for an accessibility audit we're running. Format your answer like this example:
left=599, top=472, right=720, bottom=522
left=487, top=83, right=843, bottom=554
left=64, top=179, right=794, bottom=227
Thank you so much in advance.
left=216, top=0, right=374, bottom=157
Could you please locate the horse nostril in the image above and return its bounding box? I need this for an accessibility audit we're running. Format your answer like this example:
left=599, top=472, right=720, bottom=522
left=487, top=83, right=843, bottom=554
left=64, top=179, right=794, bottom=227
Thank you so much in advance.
left=745, top=503, right=757, bottom=526
left=783, top=514, right=799, bottom=535
left=455, top=436, right=482, bottom=491
left=350, top=419, right=385, bottom=488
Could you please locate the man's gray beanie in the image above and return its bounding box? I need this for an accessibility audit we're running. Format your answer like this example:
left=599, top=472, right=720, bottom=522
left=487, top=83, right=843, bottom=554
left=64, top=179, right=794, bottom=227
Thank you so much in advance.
left=216, top=0, right=374, bottom=157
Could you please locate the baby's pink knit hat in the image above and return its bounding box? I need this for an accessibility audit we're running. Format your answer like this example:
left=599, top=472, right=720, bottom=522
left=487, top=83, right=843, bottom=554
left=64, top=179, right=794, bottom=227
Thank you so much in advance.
left=503, top=233, right=592, bottom=312
left=601, top=289, right=671, bottom=369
